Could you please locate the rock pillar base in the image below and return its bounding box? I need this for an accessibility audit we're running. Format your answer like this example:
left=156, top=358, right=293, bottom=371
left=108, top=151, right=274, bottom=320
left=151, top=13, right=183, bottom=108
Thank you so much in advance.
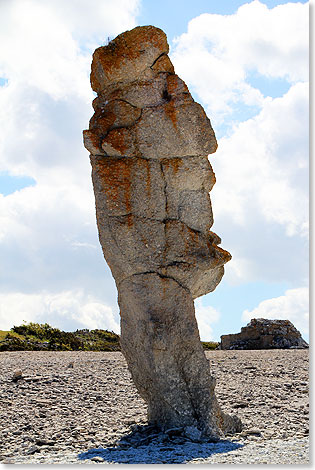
left=118, top=273, right=241, bottom=440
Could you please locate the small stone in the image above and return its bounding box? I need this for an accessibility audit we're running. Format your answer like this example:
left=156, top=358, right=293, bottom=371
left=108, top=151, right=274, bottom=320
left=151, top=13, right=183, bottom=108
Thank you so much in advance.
left=165, top=427, right=183, bottom=437
left=171, top=437, right=187, bottom=444
left=246, top=429, right=262, bottom=436
left=24, top=376, right=43, bottom=382
left=129, top=424, right=140, bottom=432
left=25, top=445, right=40, bottom=455
left=35, top=439, right=56, bottom=446
left=12, top=369, right=23, bottom=382
left=184, top=426, right=202, bottom=442
left=233, top=401, right=248, bottom=409
left=91, top=456, right=104, bottom=462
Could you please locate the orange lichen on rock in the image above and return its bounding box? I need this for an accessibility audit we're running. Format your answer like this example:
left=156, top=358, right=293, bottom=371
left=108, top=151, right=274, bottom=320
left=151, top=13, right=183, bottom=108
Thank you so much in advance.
left=90, top=100, right=141, bottom=134
left=101, top=128, right=134, bottom=156
left=91, top=26, right=169, bottom=93
left=91, top=157, right=132, bottom=216
left=151, top=54, right=174, bottom=74
left=87, top=29, right=217, bottom=160
left=166, top=74, right=189, bottom=98
left=164, top=100, right=178, bottom=129
left=83, top=129, right=103, bottom=155
left=162, top=157, right=183, bottom=175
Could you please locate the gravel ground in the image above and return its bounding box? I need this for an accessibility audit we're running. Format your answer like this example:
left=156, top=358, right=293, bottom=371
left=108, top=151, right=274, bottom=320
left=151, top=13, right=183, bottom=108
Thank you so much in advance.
left=0, top=349, right=309, bottom=464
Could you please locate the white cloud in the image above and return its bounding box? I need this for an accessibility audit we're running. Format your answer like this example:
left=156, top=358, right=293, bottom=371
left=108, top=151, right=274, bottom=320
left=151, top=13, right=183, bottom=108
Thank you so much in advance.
left=212, top=82, right=308, bottom=235
left=171, top=1, right=308, bottom=287
left=242, top=287, right=309, bottom=338
left=0, top=0, right=140, bottom=178
left=0, top=0, right=139, bottom=332
left=210, top=81, right=308, bottom=285
left=0, top=183, right=118, bottom=307
left=0, top=0, right=139, bottom=99
left=0, top=290, right=120, bottom=332
left=194, top=298, right=220, bottom=341
left=171, top=1, right=308, bottom=125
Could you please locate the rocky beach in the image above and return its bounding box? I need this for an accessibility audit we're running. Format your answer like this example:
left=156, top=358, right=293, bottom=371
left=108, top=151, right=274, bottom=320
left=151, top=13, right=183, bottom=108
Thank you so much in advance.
left=0, top=349, right=309, bottom=464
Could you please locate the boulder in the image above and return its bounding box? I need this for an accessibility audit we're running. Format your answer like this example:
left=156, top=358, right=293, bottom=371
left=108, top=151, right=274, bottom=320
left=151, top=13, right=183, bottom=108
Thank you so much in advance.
left=83, top=25, right=240, bottom=440
left=220, top=318, right=309, bottom=350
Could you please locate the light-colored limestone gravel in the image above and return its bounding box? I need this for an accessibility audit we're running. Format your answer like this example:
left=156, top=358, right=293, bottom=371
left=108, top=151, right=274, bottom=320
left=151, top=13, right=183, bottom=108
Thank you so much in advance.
left=0, top=349, right=309, bottom=464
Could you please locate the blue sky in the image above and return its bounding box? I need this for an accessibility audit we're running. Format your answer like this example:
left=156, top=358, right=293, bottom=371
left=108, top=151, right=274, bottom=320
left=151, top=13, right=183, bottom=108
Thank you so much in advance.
left=0, top=0, right=309, bottom=342
left=138, top=0, right=307, bottom=41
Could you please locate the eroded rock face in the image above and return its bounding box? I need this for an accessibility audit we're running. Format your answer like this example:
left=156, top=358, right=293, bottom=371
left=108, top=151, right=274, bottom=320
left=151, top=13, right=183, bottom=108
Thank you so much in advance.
left=84, top=25, right=241, bottom=440
left=221, top=318, right=309, bottom=350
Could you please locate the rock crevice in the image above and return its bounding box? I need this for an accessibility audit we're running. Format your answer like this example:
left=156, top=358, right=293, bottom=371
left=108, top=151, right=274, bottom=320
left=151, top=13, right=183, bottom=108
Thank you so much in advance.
left=84, top=25, right=241, bottom=440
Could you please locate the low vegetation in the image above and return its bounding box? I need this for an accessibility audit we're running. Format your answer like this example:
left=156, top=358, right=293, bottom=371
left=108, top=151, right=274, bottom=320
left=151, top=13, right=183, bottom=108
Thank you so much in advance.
left=0, top=322, right=120, bottom=352
left=202, top=341, right=220, bottom=350
left=0, top=322, right=219, bottom=351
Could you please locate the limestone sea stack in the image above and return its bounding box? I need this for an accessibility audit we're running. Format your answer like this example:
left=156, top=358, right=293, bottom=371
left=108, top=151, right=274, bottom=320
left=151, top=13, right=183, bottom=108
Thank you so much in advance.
left=83, top=25, right=241, bottom=440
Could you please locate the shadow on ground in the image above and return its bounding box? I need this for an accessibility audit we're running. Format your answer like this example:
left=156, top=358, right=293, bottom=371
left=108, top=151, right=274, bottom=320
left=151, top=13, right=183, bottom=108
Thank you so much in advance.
left=78, top=440, right=244, bottom=464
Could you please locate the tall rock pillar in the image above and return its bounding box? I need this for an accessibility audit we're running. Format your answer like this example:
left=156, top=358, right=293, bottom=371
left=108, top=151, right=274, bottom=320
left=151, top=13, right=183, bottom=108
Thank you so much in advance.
left=83, top=25, right=241, bottom=440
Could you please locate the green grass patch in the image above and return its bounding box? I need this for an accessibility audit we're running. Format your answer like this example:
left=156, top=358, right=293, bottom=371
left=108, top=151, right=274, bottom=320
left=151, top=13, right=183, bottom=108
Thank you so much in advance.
left=202, top=341, right=220, bottom=350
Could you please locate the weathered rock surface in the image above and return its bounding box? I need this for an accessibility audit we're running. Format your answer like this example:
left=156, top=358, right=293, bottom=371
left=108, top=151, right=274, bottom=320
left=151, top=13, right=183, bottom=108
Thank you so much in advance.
left=83, top=25, right=238, bottom=439
left=220, top=318, right=309, bottom=350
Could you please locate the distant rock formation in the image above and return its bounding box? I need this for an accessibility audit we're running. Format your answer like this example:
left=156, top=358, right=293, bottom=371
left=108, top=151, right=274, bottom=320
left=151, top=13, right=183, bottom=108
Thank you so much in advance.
left=220, top=318, right=309, bottom=350
left=83, top=25, right=241, bottom=440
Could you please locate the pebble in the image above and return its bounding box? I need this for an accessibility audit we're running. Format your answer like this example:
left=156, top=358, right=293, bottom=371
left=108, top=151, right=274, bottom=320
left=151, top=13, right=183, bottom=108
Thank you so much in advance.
left=12, top=369, right=23, bottom=382
left=184, top=426, right=202, bottom=442
left=0, top=350, right=309, bottom=464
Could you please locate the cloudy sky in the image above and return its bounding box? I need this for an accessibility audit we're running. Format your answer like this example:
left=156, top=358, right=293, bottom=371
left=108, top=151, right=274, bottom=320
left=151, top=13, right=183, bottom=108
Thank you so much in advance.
left=0, top=0, right=309, bottom=341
